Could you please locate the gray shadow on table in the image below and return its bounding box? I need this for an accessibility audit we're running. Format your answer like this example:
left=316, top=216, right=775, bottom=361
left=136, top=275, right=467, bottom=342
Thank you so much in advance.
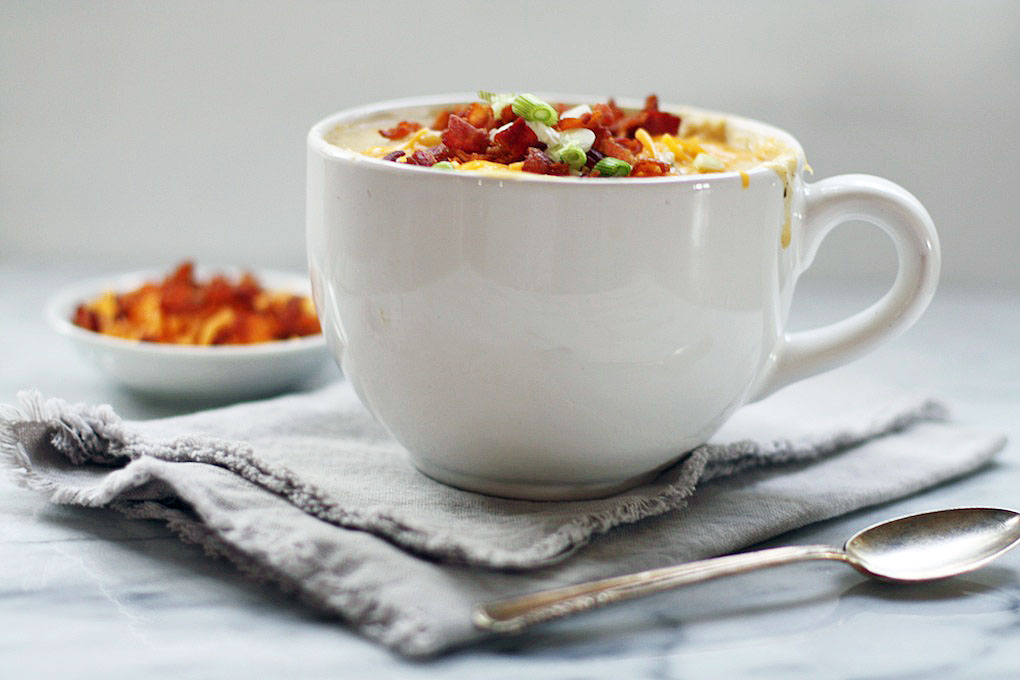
left=467, top=567, right=1019, bottom=661
left=112, top=368, right=339, bottom=419
left=29, top=499, right=1020, bottom=664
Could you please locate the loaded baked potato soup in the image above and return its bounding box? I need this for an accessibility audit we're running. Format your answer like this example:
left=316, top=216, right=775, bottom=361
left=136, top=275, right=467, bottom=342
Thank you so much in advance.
left=324, top=91, right=796, bottom=184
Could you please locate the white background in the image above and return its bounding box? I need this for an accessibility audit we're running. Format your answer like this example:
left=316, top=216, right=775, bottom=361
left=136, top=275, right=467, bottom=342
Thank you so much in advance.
left=2, top=1, right=1018, bottom=289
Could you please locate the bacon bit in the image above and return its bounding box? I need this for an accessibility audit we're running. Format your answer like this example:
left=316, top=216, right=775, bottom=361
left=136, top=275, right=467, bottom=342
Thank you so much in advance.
left=491, top=117, right=539, bottom=162
left=640, top=95, right=681, bottom=136
left=588, top=103, right=619, bottom=128
left=604, top=96, right=681, bottom=138
left=405, top=145, right=451, bottom=166
left=630, top=159, right=672, bottom=177
left=432, top=109, right=452, bottom=131
left=72, top=304, right=99, bottom=331
left=588, top=124, right=612, bottom=146
left=607, top=99, right=626, bottom=121
left=611, top=110, right=648, bottom=138
left=642, top=110, right=681, bottom=136
left=234, top=272, right=260, bottom=305
left=464, top=102, right=495, bottom=130
left=441, top=115, right=490, bottom=153
left=495, top=104, right=517, bottom=126
left=378, top=120, right=422, bottom=140
left=204, top=276, right=235, bottom=307
left=432, top=104, right=470, bottom=131
left=166, top=261, right=194, bottom=286
left=450, top=149, right=487, bottom=163
left=382, top=150, right=405, bottom=162
left=161, top=275, right=201, bottom=313
left=557, top=116, right=587, bottom=131
left=405, top=149, right=437, bottom=166
left=615, top=137, right=644, bottom=154
left=521, top=147, right=570, bottom=176
left=597, top=137, right=637, bottom=164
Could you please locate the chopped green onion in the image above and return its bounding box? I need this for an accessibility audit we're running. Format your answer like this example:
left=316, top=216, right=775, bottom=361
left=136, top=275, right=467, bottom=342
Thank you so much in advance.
left=478, top=90, right=517, bottom=116
left=559, top=127, right=596, bottom=152
left=512, top=93, right=558, bottom=125
left=560, top=104, right=592, bottom=119
left=432, top=161, right=454, bottom=170
left=593, top=157, right=632, bottom=177
left=525, top=120, right=560, bottom=148
left=556, top=144, right=587, bottom=169
left=692, top=153, right=725, bottom=173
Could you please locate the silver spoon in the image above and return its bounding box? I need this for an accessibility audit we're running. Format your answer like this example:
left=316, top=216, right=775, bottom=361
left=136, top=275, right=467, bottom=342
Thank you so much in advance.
left=473, top=507, right=1020, bottom=634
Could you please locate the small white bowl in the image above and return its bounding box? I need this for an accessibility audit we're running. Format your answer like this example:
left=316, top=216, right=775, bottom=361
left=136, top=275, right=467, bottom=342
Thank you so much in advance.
left=46, top=267, right=330, bottom=401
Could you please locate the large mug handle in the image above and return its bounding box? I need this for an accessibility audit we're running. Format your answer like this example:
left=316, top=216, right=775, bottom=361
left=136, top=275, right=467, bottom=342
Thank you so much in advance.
left=751, top=174, right=941, bottom=400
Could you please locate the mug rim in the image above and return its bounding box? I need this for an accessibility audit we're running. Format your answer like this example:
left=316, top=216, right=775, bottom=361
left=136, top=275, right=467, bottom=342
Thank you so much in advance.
left=307, top=92, right=807, bottom=186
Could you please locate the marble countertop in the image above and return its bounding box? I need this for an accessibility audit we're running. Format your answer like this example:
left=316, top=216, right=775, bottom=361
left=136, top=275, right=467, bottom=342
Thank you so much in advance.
left=2, top=261, right=1018, bottom=679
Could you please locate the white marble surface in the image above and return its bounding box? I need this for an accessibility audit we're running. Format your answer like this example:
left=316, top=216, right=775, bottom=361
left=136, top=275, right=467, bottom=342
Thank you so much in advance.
left=2, top=261, right=1019, bottom=679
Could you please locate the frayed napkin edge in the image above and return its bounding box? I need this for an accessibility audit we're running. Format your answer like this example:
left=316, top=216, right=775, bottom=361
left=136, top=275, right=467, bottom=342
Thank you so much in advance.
left=0, top=390, right=1009, bottom=658
left=1, top=389, right=966, bottom=572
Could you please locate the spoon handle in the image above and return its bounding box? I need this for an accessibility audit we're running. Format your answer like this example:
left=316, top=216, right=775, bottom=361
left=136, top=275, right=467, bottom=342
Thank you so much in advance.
left=473, top=544, right=847, bottom=633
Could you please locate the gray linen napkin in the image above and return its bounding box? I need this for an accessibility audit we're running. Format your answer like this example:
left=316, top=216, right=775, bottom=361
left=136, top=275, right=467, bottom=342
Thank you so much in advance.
left=0, top=379, right=1005, bottom=656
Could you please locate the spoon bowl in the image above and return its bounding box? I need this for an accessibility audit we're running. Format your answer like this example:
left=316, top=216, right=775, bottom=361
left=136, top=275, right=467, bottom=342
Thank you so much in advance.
left=844, top=507, right=1020, bottom=582
left=475, top=507, right=1020, bottom=633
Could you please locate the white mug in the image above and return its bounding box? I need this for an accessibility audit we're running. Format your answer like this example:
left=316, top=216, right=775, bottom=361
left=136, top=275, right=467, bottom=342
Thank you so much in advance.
left=306, top=94, right=940, bottom=500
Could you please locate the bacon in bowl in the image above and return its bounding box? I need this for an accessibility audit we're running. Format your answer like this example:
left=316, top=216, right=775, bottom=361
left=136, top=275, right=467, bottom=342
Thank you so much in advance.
left=48, top=264, right=329, bottom=401
left=71, top=261, right=321, bottom=346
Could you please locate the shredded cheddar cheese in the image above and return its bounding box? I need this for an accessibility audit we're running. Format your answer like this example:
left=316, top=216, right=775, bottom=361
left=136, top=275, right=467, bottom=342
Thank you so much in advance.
left=458, top=159, right=523, bottom=173
left=634, top=128, right=657, bottom=158
left=403, top=127, right=439, bottom=149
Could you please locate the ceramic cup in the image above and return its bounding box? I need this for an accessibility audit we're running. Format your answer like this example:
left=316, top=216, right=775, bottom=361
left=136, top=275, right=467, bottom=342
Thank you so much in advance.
left=306, top=94, right=940, bottom=500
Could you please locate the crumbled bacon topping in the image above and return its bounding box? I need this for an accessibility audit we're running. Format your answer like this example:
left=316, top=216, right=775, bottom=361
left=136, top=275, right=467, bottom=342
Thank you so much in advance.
left=382, top=93, right=683, bottom=177
left=630, top=159, right=672, bottom=177
left=639, top=96, right=681, bottom=136
left=72, top=262, right=321, bottom=345
left=464, top=102, right=496, bottom=130
left=596, top=137, right=637, bottom=165
left=405, top=145, right=451, bottom=167
left=490, top=117, right=539, bottom=163
left=441, top=115, right=490, bottom=153
left=521, top=148, right=570, bottom=176
left=378, top=120, right=422, bottom=140
left=494, top=104, right=517, bottom=126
